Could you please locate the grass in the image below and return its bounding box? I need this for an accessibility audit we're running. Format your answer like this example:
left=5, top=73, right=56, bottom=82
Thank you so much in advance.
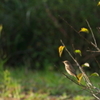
left=0, top=65, right=98, bottom=100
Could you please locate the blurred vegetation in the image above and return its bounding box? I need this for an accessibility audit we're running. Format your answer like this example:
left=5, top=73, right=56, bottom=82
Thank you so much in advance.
left=0, top=66, right=96, bottom=99
left=0, top=0, right=100, bottom=71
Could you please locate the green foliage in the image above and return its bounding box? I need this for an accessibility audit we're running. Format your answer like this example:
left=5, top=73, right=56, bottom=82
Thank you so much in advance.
left=0, top=65, right=97, bottom=99
left=74, top=95, right=94, bottom=100
left=90, top=72, right=99, bottom=77
left=74, top=50, right=82, bottom=56
left=0, top=63, right=22, bottom=98
left=0, top=0, right=100, bottom=69
left=1, top=70, right=21, bottom=98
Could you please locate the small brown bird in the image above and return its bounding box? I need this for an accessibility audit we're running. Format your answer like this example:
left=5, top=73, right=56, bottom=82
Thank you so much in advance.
left=63, top=60, right=79, bottom=80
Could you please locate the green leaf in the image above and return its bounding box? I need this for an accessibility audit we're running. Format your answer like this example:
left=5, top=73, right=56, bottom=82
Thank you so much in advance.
left=82, top=63, right=90, bottom=67
left=74, top=50, right=82, bottom=56
left=91, top=72, right=99, bottom=77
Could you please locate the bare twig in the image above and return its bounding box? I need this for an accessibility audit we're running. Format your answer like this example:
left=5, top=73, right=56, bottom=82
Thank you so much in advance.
left=87, top=50, right=100, bottom=53
left=91, top=42, right=100, bottom=51
left=86, top=20, right=97, bottom=47
left=86, top=50, right=100, bottom=68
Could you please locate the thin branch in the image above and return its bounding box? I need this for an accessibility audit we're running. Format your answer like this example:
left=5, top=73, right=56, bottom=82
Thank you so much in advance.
left=86, top=50, right=100, bottom=68
left=86, top=19, right=97, bottom=47
left=87, top=50, right=100, bottom=53
left=91, top=42, right=100, bottom=51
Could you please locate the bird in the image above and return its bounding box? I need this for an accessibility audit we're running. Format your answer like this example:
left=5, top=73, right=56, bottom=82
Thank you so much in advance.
left=63, top=60, right=79, bottom=80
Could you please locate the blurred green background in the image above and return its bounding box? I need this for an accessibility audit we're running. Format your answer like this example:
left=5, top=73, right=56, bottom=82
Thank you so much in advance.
left=0, top=0, right=100, bottom=72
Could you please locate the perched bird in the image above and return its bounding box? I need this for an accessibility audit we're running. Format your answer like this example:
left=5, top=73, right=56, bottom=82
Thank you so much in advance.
left=63, top=60, right=79, bottom=80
